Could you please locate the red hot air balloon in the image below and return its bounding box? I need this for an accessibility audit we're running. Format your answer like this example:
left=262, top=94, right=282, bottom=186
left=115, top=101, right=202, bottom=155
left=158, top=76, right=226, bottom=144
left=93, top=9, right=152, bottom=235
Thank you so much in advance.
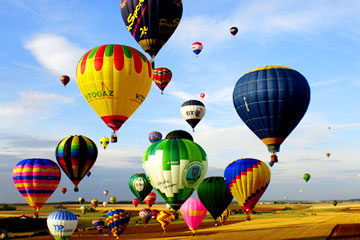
left=153, top=68, right=172, bottom=94
left=133, top=198, right=140, bottom=207
left=200, top=93, right=205, bottom=100
left=61, top=188, right=67, bottom=194
left=60, top=75, right=70, bottom=87
left=144, top=192, right=156, bottom=208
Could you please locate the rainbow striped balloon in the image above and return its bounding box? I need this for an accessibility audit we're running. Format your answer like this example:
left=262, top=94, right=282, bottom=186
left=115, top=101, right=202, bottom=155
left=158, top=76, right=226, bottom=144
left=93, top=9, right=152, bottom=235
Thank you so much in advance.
left=13, top=159, right=61, bottom=214
left=55, top=135, right=98, bottom=191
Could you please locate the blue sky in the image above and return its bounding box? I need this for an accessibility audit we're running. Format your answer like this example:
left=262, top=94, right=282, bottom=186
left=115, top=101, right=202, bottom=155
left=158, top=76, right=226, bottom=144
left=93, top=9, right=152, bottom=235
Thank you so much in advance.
left=1, top=0, right=360, bottom=204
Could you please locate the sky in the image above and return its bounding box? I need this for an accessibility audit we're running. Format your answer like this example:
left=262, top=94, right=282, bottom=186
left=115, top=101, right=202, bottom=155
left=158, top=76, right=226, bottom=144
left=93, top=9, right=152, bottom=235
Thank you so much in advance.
left=1, top=0, right=360, bottom=205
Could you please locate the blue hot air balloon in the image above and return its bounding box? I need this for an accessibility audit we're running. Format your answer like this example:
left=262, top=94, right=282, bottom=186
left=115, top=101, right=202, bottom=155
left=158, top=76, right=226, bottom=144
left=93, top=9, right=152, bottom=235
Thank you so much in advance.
left=233, top=66, right=310, bottom=165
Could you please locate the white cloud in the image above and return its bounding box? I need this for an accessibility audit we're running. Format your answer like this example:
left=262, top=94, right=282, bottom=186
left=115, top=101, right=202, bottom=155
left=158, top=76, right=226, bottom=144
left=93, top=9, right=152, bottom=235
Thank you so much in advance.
left=24, top=34, right=85, bottom=78
left=0, top=91, right=74, bottom=129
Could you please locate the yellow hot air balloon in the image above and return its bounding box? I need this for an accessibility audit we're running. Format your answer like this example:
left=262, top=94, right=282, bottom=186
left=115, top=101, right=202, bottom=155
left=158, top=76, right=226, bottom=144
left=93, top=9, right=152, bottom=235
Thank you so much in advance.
left=76, top=44, right=153, bottom=142
left=100, top=137, right=110, bottom=149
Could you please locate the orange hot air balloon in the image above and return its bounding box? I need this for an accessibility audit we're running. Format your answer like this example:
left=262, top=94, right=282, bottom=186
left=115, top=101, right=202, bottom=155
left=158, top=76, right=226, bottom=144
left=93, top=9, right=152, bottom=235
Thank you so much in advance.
left=60, top=75, right=70, bottom=87
left=76, top=44, right=153, bottom=142
left=61, top=187, right=67, bottom=194
left=144, top=192, right=156, bottom=208
left=153, top=67, right=172, bottom=94
left=326, top=153, right=331, bottom=158
left=200, top=93, right=205, bottom=100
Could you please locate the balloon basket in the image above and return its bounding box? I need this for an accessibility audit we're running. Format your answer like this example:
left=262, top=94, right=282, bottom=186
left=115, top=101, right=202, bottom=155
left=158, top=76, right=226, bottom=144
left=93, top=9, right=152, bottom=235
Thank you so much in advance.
left=111, top=132, right=117, bottom=143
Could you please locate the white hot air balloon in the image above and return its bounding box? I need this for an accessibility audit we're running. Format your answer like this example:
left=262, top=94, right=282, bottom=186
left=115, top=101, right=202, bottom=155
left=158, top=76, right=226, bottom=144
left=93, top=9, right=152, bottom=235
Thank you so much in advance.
left=180, top=100, right=205, bottom=132
left=103, top=201, right=108, bottom=208
left=47, top=210, right=78, bottom=240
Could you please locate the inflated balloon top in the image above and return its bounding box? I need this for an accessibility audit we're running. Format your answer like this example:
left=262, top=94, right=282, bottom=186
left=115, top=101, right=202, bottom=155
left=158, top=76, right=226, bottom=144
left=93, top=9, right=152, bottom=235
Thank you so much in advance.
left=47, top=211, right=78, bottom=240
left=128, top=173, right=153, bottom=201
left=233, top=66, right=310, bottom=165
left=180, top=100, right=206, bottom=132
left=106, top=209, right=130, bottom=239
left=55, top=135, right=98, bottom=192
left=100, top=137, right=110, bottom=149
left=120, top=0, right=183, bottom=60
left=180, top=198, right=207, bottom=235
left=148, top=131, right=162, bottom=144
left=200, top=92, right=205, bottom=100
left=303, top=173, right=311, bottom=183
left=13, top=159, right=61, bottom=216
left=60, top=75, right=70, bottom=87
left=192, top=42, right=203, bottom=56
left=165, top=130, right=193, bottom=141
left=230, top=27, right=238, bottom=36
left=76, top=44, right=153, bottom=142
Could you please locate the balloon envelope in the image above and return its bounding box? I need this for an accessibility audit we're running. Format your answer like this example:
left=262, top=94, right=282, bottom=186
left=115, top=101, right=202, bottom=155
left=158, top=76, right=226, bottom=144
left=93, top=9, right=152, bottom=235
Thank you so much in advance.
left=13, top=159, right=61, bottom=214
left=76, top=44, right=153, bottom=134
left=143, top=139, right=208, bottom=210
left=326, top=153, right=331, bottom=158
left=139, top=208, right=152, bottom=225
left=103, top=202, right=108, bottom=208
left=120, top=0, right=183, bottom=59
left=303, top=173, right=311, bottom=182
left=106, top=209, right=130, bottom=238
left=128, top=173, right=153, bottom=201
left=197, top=177, right=233, bottom=221
left=180, top=198, right=207, bottom=234
left=78, top=197, right=85, bottom=205
left=144, top=192, right=157, bottom=208
left=230, top=27, right=238, bottom=36
left=156, top=211, right=174, bottom=231
left=92, top=219, right=105, bottom=233
left=110, top=196, right=117, bottom=204
left=60, top=75, right=70, bottom=86
left=224, top=158, right=271, bottom=215
left=132, top=198, right=140, bottom=207
left=148, top=131, right=163, bottom=144
left=192, top=42, right=203, bottom=56
left=180, top=100, right=206, bottom=131
left=47, top=211, right=77, bottom=240
left=153, top=68, right=172, bottom=93
left=91, top=199, right=99, bottom=208
left=55, top=135, right=98, bottom=191
left=61, top=188, right=67, bottom=194
left=103, top=189, right=109, bottom=196
left=100, top=137, right=110, bottom=149
left=200, top=93, right=205, bottom=100
left=165, top=130, right=193, bottom=141
left=216, top=208, right=230, bottom=225
left=233, top=66, right=310, bottom=160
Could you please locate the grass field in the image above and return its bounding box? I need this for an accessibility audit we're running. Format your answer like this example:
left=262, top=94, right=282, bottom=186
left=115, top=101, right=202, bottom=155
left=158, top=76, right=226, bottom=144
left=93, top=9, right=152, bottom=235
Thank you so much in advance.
left=1, top=201, right=360, bottom=239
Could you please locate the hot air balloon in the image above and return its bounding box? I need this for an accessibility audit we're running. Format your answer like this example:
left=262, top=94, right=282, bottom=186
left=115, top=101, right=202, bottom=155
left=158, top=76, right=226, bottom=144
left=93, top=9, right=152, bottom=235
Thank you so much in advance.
left=200, top=93, right=205, bottom=100
left=303, top=173, right=311, bottom=183
left=148, top=131, right=162, bottom=144
left=103, top=201, right=108, bottom=208
left=144, top=192, right=157, bottom=208
left=110, top=196, right=117, bottom=204
left=233, top=66, right=310, bottom=165
left=156, top=211, right=174, bottom=233
left=143, top=138, right=208, bottom=211
left=91, top=199, right=99, bottom=208
left=120, top=0, right=183, bottom=60
left=153, top=68, right=172, bottom=94
left=13, top=159, right=61, bottom=217
left=129, top=173, right=153, bottom=201
left=230, top=27, right=238, bottom=36
left=299, top=189, right=303, bottom=193
left=106, top=209, right=130, bottom=239
left=180, top=100, right=206, bottom=132
left=103, top=189, right=109, bottom=196
left=76, top=44, right=153, bottom=142
left=47, top=211, right=77, bottom=240
left=152, top=209, right=160, bottom=220
left=132, top=198, right=140, bottom=207
left=224, top=158, right=271, bottom=220
left=92, top=219, right=105, bottom=233
left=197, top=177, right=233, bottom=225
left=100, top=137, right=110, bottom=149
left=216, top=208, right=230, bottom=226
left=60, top=75, right=70, bottom=87
left=78, top=197, right=85, bottom=205
left=180, top=198, right=207, bottom=236
left=326, top=153, right=331, bottom=158
left=55, top=135, right=98, bottom=192
left=61, top=188, right=67, bottom=194
left=192, top=42, right=203, bottom=56
left=139, top=208, right=153, bottom=226
left=80, top=205, right=88, bottom=215
left=165, top=130, right=193, bottom=141
left=166, top=203, right=172, bottom=210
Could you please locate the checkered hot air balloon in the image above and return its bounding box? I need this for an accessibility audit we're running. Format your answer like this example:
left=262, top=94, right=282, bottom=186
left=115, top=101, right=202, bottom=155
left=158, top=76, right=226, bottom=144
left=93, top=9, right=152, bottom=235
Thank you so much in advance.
left=148, top=131, right=162, bottom=144
left=224, top=158, right=271, bottom=221
left=13, top=159, right=61, bottom=216
left=106, top=209, right=130, bottom=239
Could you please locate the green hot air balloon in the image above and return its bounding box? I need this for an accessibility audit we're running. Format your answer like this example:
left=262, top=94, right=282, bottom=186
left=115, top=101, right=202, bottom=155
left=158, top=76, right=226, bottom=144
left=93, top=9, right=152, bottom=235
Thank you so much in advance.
left=128, top=173, right=153, bottom=201
left=303, top=173, right=311, bottom=183
left=197, top=177, right=233, bottom=225
left=143, top=139, right=208, bottom=211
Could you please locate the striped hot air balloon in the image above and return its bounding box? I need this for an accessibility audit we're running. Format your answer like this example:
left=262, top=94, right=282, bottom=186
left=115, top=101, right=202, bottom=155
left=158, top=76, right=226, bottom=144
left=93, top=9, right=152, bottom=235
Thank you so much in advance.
left=180, top=198, right=207, bottom=235
left=191, top=42, right=203, bottom=56
left=106, top=209, right=130, bottom=239
left=180, top=100, right=206, bottom=132
left=13, top=159, right=61, bottom=216
left=216, top=208, right=230, bottom=226
left=55, top=135, right=98, bottom=192
left=224, top=158, right=271, bottom=220
left=156, top=211, right=174, bottom=232
left=153, top=67, right=172, bottom=94
left=47, top=210, right=78, bottom=240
